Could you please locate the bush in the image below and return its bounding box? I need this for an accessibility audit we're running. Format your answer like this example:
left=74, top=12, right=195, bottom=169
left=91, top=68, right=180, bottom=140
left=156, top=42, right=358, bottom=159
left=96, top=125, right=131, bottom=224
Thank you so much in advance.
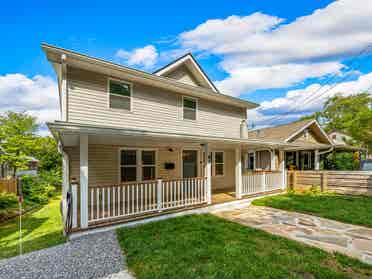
left=21, top=175, right=56, bottom=205
left=0, top=192, right=19, bottom=221
left=0, top=192, right=18, bottom=210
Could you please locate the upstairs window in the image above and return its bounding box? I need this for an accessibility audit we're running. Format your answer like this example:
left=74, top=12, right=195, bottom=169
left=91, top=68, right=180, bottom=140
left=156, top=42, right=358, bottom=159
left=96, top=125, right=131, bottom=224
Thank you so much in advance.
left=183, top=97, right=197, bottom=120
left=109, top=79, right=131, bottom=110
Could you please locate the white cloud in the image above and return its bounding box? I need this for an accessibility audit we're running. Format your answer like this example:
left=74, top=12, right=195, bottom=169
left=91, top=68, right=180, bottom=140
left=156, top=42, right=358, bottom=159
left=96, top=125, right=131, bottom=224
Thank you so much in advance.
left=248, top=72, right=372, bottom=127
left=215, top=62, right=344, bottom=96
left=0, top=74, right=59, bottom=125
left=177, top=0, right=372, bottom=96
left=116, top=45, right=158, bottom=69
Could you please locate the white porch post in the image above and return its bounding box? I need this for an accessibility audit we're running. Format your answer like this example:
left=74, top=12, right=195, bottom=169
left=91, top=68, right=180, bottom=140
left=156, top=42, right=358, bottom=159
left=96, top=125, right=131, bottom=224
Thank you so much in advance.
left=279, top=150, right=286, bottom=189
left=296, top=151, right=300, bottom=169
left=235, top=147, right=242, bottom=199
left=80, top=134, right=89, bottom=228
left=314, top=149, right=320, bottom=170
left=270, top=149, right=276, bottom=171
left=203, top=144, right=212, bottom=204
left=62, top=151, right=69, bottom=200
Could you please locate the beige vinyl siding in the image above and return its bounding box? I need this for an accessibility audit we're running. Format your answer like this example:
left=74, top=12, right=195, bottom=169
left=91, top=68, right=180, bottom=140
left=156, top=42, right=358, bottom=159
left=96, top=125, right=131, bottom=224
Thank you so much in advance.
left=67, top=67, right=245, bottom=138
left=65, top=144, right=235, bottom=191
left=164, top=65, right=200, bottom=87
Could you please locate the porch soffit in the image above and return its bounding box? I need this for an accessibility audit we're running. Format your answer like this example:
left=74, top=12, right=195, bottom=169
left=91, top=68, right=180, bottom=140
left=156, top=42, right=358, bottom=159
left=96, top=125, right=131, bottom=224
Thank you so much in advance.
left=47, top=121, right=305, bottom=150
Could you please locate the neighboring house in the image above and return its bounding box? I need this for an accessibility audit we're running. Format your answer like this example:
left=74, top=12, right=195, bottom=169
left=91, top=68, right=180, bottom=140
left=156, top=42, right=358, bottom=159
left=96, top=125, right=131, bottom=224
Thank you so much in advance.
left=0, top=155, right=39, bottom=178
left=43, top=44, right=318, bottom=231
left=328, top=130, right=353, bottom=146
left=248, top=119, right=333, bottom=171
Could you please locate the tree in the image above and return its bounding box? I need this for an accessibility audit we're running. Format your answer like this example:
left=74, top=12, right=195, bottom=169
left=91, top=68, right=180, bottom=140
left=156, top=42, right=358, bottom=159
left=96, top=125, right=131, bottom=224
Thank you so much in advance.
left=322, top=93, right=372, bottom=149
left=0, top=111, right=38, bottom=177
left=32, top=136, right=61, bottom=173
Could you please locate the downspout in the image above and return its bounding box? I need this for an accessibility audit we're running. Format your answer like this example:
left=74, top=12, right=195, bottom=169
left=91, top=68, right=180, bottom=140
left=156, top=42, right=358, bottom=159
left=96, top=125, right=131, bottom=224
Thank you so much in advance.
left=319, top=146, right=334, bottom=155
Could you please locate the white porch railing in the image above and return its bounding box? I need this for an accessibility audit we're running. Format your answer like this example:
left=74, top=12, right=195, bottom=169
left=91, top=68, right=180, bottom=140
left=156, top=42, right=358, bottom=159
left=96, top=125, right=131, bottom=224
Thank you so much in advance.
left=87, top=177, right=207, bottom=224
left=242, top=171, right=283, bottom=195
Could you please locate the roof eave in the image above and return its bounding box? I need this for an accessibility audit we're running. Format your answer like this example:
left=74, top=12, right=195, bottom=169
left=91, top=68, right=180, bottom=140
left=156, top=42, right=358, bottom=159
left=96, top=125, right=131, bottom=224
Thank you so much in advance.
left=41, top=43, right=258, bottom=110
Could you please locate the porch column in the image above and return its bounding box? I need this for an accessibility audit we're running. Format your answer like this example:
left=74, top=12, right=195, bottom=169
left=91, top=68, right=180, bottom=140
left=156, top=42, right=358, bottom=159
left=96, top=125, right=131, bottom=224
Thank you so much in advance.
left=203, top=144, right=212, bottom=204
left=80, top=134, right=89, bottom=228
left=235, top=147, right=242, bottom=199
left=314, top=149, right=320, bottom=170
left=279, top=150, right=286, bottom=189
left=61, top=151, right=69, bottom=200
left=296, top=151, right=300, bottom=169
left=270, top=149, right=276, bottom=171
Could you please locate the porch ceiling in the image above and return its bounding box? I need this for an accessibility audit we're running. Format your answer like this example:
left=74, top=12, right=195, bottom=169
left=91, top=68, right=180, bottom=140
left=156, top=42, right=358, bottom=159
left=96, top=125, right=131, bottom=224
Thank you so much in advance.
left=48, top=121, right=313, bottom=150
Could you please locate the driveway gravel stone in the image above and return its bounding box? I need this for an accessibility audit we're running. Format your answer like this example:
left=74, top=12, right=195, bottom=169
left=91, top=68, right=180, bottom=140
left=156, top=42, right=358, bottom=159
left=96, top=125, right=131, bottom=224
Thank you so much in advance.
left=215, top=205, right=372, bottom=265
left=0, top=231, right=134, bottom=279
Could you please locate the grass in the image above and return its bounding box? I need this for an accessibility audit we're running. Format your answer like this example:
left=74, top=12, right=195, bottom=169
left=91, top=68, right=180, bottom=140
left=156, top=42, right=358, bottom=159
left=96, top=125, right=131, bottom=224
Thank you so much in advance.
left=252, top=192, right=372, bottom=228
left=117, top=214, right=372, bottom=279
left=0, top=195, right=66, bottom=259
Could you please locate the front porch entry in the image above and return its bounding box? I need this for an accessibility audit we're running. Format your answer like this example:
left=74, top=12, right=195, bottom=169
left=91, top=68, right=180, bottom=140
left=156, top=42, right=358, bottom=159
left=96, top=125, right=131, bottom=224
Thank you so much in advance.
left=58, top=128, right=287, bottom=231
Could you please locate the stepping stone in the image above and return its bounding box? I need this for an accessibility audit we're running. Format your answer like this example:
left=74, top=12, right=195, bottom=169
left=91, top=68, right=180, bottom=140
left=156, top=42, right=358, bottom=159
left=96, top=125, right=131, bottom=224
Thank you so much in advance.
left=296, top=235, right=349, bottom=247
left=352, top=239, right=372, bottom=253
left=346, top=228, right=372, bottom=240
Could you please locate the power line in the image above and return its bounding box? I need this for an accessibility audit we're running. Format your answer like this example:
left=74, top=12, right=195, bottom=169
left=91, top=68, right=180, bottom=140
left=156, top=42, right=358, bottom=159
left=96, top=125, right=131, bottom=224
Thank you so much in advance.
left=259, top=43, right=372, bottom=127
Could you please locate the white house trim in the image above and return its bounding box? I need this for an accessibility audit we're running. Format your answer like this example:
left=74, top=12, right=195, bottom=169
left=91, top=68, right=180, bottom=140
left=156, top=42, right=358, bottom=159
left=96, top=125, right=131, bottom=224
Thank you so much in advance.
left=285, top=120, right=333, bottom=145
left=154, top=54, right=218, bottom=93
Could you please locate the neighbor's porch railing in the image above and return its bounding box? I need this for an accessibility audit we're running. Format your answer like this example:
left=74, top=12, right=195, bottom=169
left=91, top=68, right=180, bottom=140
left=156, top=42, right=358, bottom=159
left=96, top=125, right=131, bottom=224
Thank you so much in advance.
left=242, top=171, right=284, bottom=196
left=87, top=177, right=208, bottom=224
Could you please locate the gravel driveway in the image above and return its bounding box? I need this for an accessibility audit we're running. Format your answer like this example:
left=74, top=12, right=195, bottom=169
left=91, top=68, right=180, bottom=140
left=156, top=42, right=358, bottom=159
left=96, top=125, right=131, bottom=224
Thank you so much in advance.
left=0, top=231, right=134, bottom=279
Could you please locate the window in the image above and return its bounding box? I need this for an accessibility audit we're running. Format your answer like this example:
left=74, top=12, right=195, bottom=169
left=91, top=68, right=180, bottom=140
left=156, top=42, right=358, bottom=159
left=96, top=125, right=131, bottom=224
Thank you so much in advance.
left=183, top=97, right=197, bottom=120
left=120, top=149, right=156, bottom=182
left=109, top=79, right=131, bottom=110
left=213, top=151, right=224, bottom=176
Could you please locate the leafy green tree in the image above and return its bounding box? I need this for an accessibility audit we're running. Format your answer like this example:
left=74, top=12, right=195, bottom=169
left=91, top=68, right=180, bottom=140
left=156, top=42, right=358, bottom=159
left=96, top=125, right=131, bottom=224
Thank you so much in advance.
left=32, top=136, right=61, bottom=173
left=322, top=93, right=372, bottom=149
left=0, top=112, right=38, bottom=177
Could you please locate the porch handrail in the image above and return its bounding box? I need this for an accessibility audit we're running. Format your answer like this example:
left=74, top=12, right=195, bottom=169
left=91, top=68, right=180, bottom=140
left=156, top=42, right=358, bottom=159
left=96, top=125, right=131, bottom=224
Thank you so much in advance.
left=86, top=177, right=208, bottom=224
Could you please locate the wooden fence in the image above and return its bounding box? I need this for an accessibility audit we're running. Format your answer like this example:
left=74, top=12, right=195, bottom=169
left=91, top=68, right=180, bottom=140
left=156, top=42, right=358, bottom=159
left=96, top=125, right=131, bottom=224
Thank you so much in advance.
left=287, top=171, right=372, bottom=196
left=0, top=179, right=17, bottom=194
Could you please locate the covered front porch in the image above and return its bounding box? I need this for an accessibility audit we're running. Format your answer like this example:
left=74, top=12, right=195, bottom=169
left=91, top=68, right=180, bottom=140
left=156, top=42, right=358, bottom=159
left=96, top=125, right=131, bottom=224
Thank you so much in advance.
left=50, top=122, right=292, bottom=231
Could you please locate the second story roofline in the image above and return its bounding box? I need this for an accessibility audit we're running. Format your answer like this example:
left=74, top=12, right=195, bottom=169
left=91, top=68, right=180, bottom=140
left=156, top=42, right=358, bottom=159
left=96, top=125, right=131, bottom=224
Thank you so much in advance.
left=41, top=43, right=259, bottom=110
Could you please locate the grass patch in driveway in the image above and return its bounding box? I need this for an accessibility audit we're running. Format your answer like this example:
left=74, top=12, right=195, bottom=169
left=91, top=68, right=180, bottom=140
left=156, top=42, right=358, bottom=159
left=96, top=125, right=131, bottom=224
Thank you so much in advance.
left=117, top=214, right=372, bottom=279
left=252, top=192, right=372, bottom=228
left=0, top=196, right=65, bottom=259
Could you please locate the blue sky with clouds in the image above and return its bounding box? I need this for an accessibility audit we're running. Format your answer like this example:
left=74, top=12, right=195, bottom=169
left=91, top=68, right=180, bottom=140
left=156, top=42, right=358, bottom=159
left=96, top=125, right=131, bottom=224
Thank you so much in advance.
left=1, top=0, right=372, bottom=133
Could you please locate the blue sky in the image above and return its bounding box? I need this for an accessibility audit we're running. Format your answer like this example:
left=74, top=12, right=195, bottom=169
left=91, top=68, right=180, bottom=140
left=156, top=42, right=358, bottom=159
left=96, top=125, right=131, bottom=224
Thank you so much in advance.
left=1, top=0, right=372, bottom=133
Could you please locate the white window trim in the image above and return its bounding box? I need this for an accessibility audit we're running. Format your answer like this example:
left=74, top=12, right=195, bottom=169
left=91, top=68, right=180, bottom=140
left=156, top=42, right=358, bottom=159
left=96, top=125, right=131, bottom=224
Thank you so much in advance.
left=212, top=151, right=225, bottom=177
left=118, top=148, right=158, bottom=182
left=182, top=96, right=198, bottom=121
left=107, top=78, right=133, bottom=112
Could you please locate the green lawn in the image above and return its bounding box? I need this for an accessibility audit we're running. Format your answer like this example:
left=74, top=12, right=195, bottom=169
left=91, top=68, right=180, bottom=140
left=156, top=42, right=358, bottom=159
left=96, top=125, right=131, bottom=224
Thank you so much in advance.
left=117, top=214, right=372, bottom=279
left=0, top=196, right=66, bottom=259
left=252, top=192, right=372, bottom=228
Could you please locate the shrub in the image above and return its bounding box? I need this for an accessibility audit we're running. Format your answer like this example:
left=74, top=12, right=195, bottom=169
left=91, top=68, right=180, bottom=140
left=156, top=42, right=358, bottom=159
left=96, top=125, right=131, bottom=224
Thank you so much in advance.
left=0, top=192, right=18, bottom=210
left=21, top=175, right=56, bottom=205
left=0, top=192, right=19, bottom=221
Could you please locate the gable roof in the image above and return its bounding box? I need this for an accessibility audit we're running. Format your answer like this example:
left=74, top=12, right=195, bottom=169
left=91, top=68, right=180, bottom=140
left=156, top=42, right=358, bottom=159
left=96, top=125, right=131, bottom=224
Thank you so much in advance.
left=41, top=43, right=258, bottom=110
left=153, top=53, right=219, bottom=93
left=248, top=119, right=333, bottom=145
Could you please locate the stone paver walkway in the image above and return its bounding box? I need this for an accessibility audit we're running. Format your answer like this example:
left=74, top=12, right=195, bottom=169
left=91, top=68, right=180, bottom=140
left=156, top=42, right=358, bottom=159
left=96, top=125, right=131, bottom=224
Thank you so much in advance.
left=215, top=205, right=372, bottom=264
left=0, top=231, right=134, bottom=279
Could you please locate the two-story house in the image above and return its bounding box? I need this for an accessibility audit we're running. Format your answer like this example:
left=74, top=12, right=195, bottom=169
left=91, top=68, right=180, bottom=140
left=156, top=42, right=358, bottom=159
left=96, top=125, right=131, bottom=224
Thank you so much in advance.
left=43, top=44, right=310, bottom=232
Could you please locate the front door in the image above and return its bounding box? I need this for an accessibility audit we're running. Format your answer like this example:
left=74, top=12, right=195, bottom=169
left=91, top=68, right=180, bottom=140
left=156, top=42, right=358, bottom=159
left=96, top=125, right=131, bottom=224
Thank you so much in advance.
left=182, top=150, right=198, bottom=178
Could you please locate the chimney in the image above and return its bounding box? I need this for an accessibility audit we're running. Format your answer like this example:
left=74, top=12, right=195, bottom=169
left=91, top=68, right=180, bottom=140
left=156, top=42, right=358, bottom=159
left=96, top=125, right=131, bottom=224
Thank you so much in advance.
left=240, top=120, right=248, bottom=139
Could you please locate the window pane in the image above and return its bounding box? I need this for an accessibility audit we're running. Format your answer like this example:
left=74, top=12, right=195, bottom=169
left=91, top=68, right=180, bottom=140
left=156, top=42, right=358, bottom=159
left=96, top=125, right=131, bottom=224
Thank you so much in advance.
left=121, top=167, right=137, bottom=182
left=110, top=95, right=130, bottom=110
left=183, top=108, right=196, bottom=120
left=121, top=150, right=136, bottom=165
left=142, top=151, right=155, bottom=165
left=215, top=164, right=224, bottom=176
left=183, top=98, right=196, bottom=109
left=215, top=152, right=223, bottom=164
left=142, top=166, right=155, bottom=180
left=109, top=80, right=131, bottom=97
